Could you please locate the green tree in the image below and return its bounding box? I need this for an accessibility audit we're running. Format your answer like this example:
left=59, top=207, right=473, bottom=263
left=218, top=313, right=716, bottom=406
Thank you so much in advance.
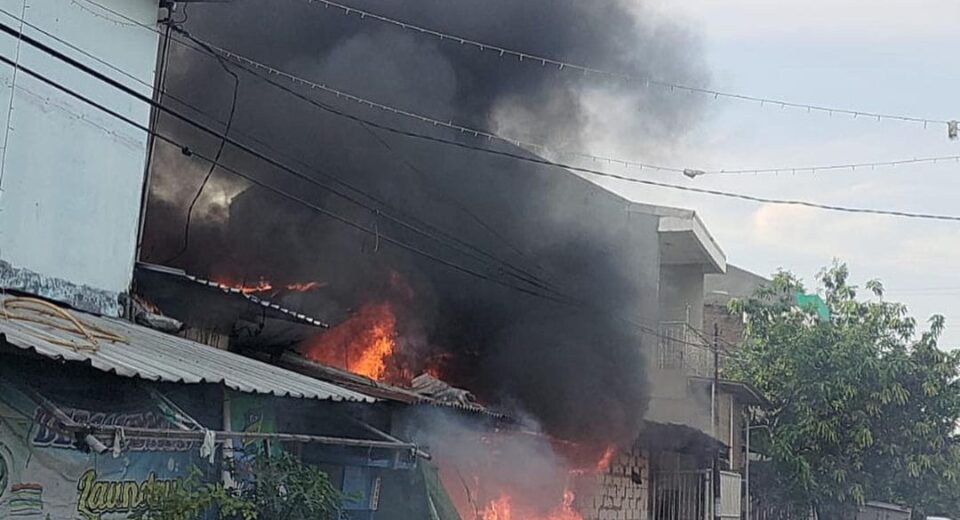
left=727, top=264, right=960, bottom=518
left=133, top=452, right=344, bottom=520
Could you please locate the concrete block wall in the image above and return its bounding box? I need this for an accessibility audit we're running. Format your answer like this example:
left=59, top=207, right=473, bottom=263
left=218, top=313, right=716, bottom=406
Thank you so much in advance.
left=704, top=303, right=746, bottom=348
left=578, top=445, right=649, bottom=520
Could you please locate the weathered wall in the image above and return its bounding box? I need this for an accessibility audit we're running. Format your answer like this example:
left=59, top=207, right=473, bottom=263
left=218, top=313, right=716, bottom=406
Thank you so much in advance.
left=579, top=445, right=649, bottom=520
left=0, top=0, right=159, bottom=315
left=659, top=263, right=705, bottom=329
left=645, top=262, right=712, bottom=433
left=704, top=303, right=745, bottom=350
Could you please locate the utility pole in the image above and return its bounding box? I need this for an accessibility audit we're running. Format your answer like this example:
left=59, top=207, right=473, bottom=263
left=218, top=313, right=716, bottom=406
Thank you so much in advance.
left=713, top=322, right=721, bottom=520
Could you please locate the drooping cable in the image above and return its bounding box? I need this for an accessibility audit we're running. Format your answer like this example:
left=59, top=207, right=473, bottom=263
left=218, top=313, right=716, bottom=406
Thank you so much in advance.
left=70, top=0, right=960, bottom=177
left=186, top=37, right=960, bottom=224
left=164, top=38, right=241, bottom=264
left=298, top=0, right=951, bottom=128
left=0, top=41, right=741, bottom=351
left=0, top=8, right=554, bottom=293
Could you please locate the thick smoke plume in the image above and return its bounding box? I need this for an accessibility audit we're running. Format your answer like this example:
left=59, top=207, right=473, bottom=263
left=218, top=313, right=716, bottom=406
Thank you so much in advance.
left=142, top=0, right=706, bottom=445
left=399, top=408, right=602, bottom=518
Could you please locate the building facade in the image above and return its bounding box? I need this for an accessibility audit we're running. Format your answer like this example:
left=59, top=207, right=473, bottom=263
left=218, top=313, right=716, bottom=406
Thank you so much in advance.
left=0, top=0, right=160, bottom=315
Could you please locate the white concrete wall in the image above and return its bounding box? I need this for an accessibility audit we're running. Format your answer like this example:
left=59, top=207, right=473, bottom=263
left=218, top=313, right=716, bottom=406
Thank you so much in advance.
left=0, top=0, right=159, bottom=313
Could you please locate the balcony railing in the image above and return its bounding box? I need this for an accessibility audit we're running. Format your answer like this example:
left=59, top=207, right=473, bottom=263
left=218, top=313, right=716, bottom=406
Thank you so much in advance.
left=650, top=470, right=706, bottom=520
left=657, top=321, right=711, bottom=377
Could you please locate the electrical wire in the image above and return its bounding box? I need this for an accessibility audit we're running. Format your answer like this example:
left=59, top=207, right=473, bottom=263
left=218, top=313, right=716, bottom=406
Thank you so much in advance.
left=0, top=8, right=554, bottom=294
left=0, top=15, right=562, bottom=297
left=355, top=117, right=558, bottom=285
left=193, top=38, right=960, bottom=178
left=69, top=0, right=139, bottom=27
left=0, top=37, right=564, bottom=302
left=0, top=39, right=741, bottom=354
left=165, top=38, right=241, bottom=263
left=70, top=0, right=960, bottom=180
left=0, top=0, right=25, bottom=190
left=4, top=11, right=942, bottom=359
left=701, top=155, right=960, bottom=176
left=178, top=30, right=560, bottom=293
left=200, top=46, right=960, bottom=224
left=178, top=29, right=558, bottom=285
left=299, top=0, right=952, bottom=128
left=142, top=30, right=960, bottom=224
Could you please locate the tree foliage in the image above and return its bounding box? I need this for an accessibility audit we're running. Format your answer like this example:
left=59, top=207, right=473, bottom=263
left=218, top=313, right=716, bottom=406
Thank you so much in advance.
left=132, top=452, right=344, bottom=520
left=727, top=264, right=960, bottom=518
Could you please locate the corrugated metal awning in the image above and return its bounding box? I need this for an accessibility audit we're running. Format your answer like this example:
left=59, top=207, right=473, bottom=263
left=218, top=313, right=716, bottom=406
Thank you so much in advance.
left=0, top=295, right=375, bottom=403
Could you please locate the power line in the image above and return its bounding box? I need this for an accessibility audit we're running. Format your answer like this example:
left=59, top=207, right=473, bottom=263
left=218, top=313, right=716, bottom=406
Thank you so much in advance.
left=0, top=32, right=772, bottom=365
left=171, top=29, right=560, bottom=286
left=7, top=6, right=952, bottom=357
left=0, top=7, right=554, bottom=292
left=0, top=11, right=561, bottom=295
left=183, top=33, right=960, bottom=179
left=0, top=0, right=25, bottom=190
left=0, top=44, right=717, bottom=354
left=701, top=155, right=960, bottom=176
left=155, top=31, right=960, bottom=224
left=165, top=38, right=241, bottom=263
left=73, top=0, right=688, bottom=174
left=302, top=0, right=953, bottom=129
left=67, top=0, right=960, bottom=179
left=0, top=44, right=560, bottom=303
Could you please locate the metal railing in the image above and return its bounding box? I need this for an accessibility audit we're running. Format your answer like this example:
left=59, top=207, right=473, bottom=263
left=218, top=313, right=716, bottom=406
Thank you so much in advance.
left=657, top=321, right=689, bottom=370
left=657, top=322, right=711, bottom=377
left=649, top=470, right=706, bottom=520
left=749, top=498, right=815, bottom=520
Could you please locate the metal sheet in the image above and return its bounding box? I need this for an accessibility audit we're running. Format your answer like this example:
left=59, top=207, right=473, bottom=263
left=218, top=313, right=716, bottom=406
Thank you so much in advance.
left=0, top=295, right=375, bottom=403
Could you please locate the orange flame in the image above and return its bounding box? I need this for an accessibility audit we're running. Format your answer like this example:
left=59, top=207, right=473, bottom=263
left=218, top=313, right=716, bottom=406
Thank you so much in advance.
left=595, top=445, right=616, bottom=473
left=213, top=277, right=326, bottom=295
left=455, top=442, right=619, bottom=520
left=219, top=277, right=274, bottom=295
left=480, top=488, right=582, bottom=520
left=301, top=302, right=398, bottom=381
left=286, top=281, right=327, bottom=292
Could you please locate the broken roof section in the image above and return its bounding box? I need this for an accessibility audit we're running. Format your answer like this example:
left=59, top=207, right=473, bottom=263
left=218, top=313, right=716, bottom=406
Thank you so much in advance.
left=136, top=262, right=329, bottom=328
left=273, top=352, right=513, bottom=421
left=0, top=294, right=375, bottom=403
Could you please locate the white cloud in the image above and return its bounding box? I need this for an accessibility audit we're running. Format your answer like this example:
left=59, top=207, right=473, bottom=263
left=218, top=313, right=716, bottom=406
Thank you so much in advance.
left=656, top=0, right=960, bottom=42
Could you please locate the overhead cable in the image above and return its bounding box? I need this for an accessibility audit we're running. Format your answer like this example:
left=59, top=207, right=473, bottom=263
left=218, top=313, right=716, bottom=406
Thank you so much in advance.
left=172, top=33, right=960, bottom=178
left=0, top=19, right=560, bottom=300
left=165, top=37, right=241, bottom=264
left=0, top=7, right=555, bottom=293
left=300, top=0, right=952, bottom=129
left=66, top=0, right=960, bottom=176
left=176, top=35, right=960, bottom=224
left=0, top=46, right=561, bottom=302
left=0, top=47, right=717, bottom=351
left=0, top=18, right=768, bottom=356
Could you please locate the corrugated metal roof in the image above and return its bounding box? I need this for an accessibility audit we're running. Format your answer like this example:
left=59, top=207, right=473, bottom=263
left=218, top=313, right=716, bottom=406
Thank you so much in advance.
left=0, top=295, right=375, bottom=403
left=136, top=263, right=329, bottom=328
left=275, top=353, right=515, bottom=421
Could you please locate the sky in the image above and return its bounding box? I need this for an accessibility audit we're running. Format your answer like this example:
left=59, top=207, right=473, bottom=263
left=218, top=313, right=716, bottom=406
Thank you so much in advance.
left=585, top=0, right=960, bottom=346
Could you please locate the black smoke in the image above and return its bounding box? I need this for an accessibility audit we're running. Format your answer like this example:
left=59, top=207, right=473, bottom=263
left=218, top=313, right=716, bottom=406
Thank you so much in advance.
left=142, top=0, right=706, bottom=445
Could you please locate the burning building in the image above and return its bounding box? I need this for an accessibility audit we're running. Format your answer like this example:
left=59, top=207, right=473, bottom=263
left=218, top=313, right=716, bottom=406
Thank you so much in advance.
left=0, top=0, right=772, bottom=517
left=132, top=0, right=767, bottom=518
left=142, top=0, right=707, bottom=448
